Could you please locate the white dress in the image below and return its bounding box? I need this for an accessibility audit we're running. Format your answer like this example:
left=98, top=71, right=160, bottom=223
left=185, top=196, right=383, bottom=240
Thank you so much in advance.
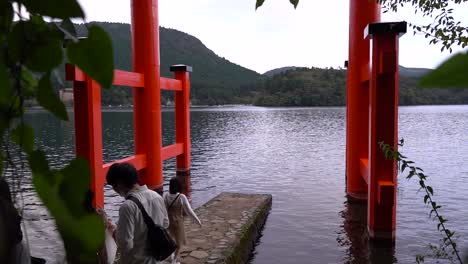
left=163, top=193, right=201, bottom=246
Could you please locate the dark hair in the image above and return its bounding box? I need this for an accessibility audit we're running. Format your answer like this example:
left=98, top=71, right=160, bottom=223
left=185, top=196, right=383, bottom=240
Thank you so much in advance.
left=106, top=162, right=139, bottom=189
left=169, top=177, right=182, bottom=194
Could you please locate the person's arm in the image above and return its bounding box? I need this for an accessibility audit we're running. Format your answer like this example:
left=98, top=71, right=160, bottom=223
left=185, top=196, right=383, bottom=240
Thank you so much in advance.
left=116, top=203, right=135, bottom=262
left=180, top=194, right=201, bottom=226
left=160, top=195, right=170, bottom=229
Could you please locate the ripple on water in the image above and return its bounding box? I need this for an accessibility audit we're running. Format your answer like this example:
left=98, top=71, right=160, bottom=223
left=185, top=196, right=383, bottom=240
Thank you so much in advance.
left=10, top=105, right=468, bottom=263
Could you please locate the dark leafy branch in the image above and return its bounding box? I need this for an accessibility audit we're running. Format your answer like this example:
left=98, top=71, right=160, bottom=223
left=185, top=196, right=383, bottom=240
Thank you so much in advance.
left=378, top=0, right=468, bottom=52
left=380, top=140, right=463, bottom=264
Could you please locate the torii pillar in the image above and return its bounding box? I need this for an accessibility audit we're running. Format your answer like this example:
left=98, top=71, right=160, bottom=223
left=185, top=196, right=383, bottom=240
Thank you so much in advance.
left=346, top=0, right=381, bottom=201
left=131, top=0, right=164, bottom=193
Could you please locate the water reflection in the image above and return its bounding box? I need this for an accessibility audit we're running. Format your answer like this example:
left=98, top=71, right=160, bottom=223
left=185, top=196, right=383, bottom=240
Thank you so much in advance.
left=338, top=199, right=397, bottom=264
left=13, top=106, right=468, bottom=263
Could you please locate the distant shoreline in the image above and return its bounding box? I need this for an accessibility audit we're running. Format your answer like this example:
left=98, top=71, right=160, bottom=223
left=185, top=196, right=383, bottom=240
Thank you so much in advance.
left=24, top=103, right=468, bottom=114
left=25, top=104, right=255, bottom=112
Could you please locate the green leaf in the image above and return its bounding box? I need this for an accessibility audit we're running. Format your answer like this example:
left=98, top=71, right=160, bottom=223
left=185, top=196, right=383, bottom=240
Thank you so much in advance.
left=290, top=0, right=299, bottom=8
left=32, top=164, right=104, bottom=263
left=59, top=158, right=91, bottom=218
left=36, top=73, right=68, bottom=121
left=256, top=0, right=265, bottom=9
left=11, top=124, right=35, bottom=153
left=0, top=2, right=13, bottom=33
left=67, top=26, right=114, bottom=88
left=8, top=19, right=63, bottom=72
left=401, top=161, right=407, bottom=172
left=27, top=38, right=63, bottom=72
left=22, top=0, right=84, bottom=19
left=21, top=68, right=38, bottom=98
left=419, top=180, right=425, bottom=188
left=0, top=60, right=12, bottom=106
left=427, top=186, right=434, bottom=195
left=60, top=18, right=77, bottom=37
left=420, top=52, right=468, bottom=88
left=28, top=150, right=54, bottom=185
left=424, top=194, right=429, bottom=204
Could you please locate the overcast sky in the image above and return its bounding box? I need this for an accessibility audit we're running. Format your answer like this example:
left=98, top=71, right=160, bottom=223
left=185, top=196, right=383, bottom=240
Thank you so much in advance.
left=76, top=0, right=468, bottom=74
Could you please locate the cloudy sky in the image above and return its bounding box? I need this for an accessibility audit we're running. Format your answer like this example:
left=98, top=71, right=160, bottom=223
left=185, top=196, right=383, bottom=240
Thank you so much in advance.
left=76, top=0, right=468, bottom=74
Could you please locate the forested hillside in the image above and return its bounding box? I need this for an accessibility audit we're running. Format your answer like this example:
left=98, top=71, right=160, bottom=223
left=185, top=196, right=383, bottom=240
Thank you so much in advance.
left=71, top=22, right=260, bottom=106
left=255, top=67, right=468, bottom=106
left=57, top=22, right=468, bottom=107
left=263, top=66, right=298, bottom=77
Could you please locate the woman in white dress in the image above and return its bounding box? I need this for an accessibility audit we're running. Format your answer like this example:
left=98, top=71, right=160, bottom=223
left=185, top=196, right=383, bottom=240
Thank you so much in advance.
left=163, top=178, right=201, bottom=264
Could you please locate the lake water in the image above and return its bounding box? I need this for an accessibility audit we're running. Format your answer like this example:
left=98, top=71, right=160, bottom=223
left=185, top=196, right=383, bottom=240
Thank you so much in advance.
left=16, top=105, right=468, bottom=263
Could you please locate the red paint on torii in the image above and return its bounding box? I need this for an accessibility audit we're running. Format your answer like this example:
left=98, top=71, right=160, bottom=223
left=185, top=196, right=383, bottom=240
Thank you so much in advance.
left=346, top=1, right=406, bottom=241
left=66, top=0, right=192, bottom=209
left=66, top=0, right=406, bottom=242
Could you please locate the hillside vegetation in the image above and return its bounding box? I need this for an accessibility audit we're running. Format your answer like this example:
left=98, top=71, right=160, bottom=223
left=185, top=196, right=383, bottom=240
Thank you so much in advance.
left=58, top=22, right=468, bottom=107
left=72, top=22, right=260, bottom=106
left=254, top=67, right=468, bottom=106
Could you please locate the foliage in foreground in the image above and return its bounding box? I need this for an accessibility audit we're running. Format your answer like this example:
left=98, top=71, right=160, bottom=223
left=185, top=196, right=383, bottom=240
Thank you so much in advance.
left=0, top=0, right=114, bottom=263
left=380, top=140, right=463, bottom=264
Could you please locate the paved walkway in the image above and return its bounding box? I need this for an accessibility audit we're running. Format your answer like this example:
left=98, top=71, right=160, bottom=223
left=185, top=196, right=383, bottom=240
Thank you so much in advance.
left=164, top=192, right=272, bottom=264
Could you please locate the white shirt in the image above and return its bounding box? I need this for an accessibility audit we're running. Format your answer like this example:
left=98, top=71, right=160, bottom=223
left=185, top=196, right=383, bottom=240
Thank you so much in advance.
left=116, top=185, right=169, bottom=264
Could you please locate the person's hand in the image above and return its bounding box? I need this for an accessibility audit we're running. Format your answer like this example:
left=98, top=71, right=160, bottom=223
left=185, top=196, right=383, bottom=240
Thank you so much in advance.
left=106, top=218, right=116, bottom=231
left=96, top=208, right=105, bottom=216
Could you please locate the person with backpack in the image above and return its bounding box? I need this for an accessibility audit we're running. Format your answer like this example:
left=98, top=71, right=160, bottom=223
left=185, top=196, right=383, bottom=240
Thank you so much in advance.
left=106, top=163, right=170, bottom=264
left=163, top=178, right=202, bottom=264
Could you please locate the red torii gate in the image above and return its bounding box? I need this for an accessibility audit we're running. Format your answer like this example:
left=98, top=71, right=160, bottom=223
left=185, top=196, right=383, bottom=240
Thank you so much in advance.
left=66, top=0, right=405, bottom=242
left=66, top=0, right=192, bottom=209
left=346, top=1, right=406, bottom=241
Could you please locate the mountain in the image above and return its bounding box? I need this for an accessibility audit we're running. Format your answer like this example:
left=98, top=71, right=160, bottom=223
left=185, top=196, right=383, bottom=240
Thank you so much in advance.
left=263, top=66, right=298, bottom=77
left=71, top=22, right=260, bottom=106
left=264, top=65, right=432, bottom=78
left=63, top=22, right=466, bottom=107
left=399, top=66, right=432, bottom=78
left=254, top=67, right=468, bottom=106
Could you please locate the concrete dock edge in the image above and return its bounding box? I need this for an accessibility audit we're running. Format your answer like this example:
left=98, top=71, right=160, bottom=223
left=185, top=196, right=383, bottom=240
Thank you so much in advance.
left=172, top=192, right=273, bottom=264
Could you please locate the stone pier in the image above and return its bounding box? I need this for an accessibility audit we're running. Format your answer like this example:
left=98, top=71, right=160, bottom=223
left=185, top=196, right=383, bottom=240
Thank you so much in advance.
left=165, top=192, right=272, bottom=264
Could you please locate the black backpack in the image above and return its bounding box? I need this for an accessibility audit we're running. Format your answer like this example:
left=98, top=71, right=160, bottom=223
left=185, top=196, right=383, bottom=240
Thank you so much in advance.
left=128, top=196, right=177, bottom=261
